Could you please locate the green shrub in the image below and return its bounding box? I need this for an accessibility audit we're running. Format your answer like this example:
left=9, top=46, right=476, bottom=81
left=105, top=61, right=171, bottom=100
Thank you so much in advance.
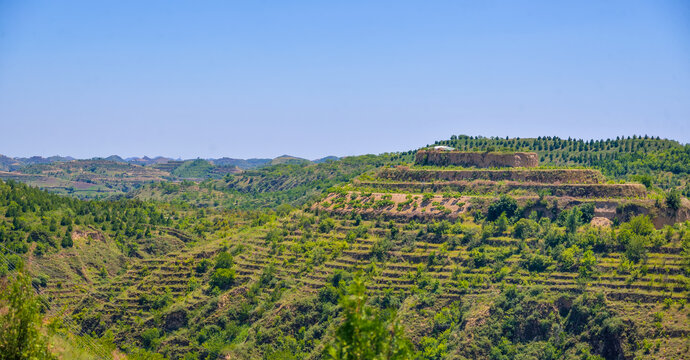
left=141, top=327, right=160, bottom=349
left=487, top=195, right=517, bottom=221
left=319, top=217, right=336, bottom=233
left=663, top=298, right=674, bottom=309
left=622, top=215, right=655, bottom=237
left=151, top=290, right=172, bottom=310
left=523, top=253, right=553, bottom=272
left=210, top=268, right=236, bottom=290
left=493, top=212, right=509, bottom=235
left=577, top=249, right=597, bottom=280
left=579, top=203, right=596, bottom=223
left=324, top=279, right=415, bottom=359
left=31, top=275, right=48, bottom=288
left=373, top=199, right=394, bottom=209
left=187, top=277, right=200, bottom=292
left=666, top=189, right=681, bottom=211
left=513, top=218, right=540, bottom=239
left=624, top=235, right=647, bottom=263
left=427, top=220, right=451, bottom=236
left=564, top=207, right=582, bottom=233
left=265, top=228, right=282, bottom=243
left=0, top=272, right=55, bottom=359
left=196, top=259, right=212, bottom=273
left=633, top=174, right=653, bottom=188
left=61, top=233, right=73, bottom=248
left=214, top=251, right=233, bottom=269
left=370, top=237, right=393, bottom=261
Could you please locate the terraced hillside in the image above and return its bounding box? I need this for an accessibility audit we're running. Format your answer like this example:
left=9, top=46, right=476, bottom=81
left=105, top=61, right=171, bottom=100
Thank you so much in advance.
left=3, top=143, right=690, bottom=359
left=54, top=206, right=690, bottom=359
left=321, top=164, right=689, bottom=225
left=19, top=155, right=685, bottom=359
left=303, top=158, right=690, bottom=358
left=427, top=135, right=690, bottom=195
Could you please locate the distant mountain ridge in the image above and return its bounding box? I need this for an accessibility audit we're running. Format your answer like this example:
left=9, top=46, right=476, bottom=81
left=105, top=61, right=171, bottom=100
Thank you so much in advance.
left=0, top=154, right=340, bottom=171
left=125, top=156, right=176, bottom=166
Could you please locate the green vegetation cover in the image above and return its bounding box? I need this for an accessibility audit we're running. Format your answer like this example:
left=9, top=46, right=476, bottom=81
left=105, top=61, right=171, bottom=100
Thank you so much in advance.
left=1, top=135, right=689, bottom=359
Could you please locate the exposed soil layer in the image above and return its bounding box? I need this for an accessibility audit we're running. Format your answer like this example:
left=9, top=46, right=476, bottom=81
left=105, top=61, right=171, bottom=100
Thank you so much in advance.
left=318, top=192, right=627, bottom=221
left=315, top=192, right=470, bottom=220
left=356, top=180, right=647, bottom=198
left=415, top=150, right=539, bottom=168
left=378, top=166, right=605, bottom=184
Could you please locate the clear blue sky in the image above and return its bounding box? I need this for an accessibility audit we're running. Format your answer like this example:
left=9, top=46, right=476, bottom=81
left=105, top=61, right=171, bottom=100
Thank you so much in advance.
left=1, top=1, right=688, bottom=159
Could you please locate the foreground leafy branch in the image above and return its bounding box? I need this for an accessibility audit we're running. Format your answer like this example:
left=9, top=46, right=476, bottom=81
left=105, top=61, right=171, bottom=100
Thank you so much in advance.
left=326, top=279, right=415, bottom=360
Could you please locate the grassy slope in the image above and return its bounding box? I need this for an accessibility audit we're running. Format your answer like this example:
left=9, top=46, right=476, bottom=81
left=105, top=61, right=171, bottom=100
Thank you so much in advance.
left=46, top=208, right=690, bottom=359
left=2, top=136, right=690, bottom=359
left=9, top=161, right=686, bottom=358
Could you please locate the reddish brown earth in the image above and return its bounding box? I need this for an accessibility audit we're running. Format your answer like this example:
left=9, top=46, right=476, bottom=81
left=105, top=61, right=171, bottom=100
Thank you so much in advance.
left=316, top=192, right=471, bottom=220
left=356, top=180, right=647, bottom=198
left=378, top=166, right=605, bottom=184
left=590, top=217, right=613, bottom=227
left=415, top=150, right=539, bottom=168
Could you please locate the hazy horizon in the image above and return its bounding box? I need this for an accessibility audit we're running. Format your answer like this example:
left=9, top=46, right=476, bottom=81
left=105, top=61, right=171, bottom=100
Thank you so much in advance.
left=0, top=133, right=686, bottom=162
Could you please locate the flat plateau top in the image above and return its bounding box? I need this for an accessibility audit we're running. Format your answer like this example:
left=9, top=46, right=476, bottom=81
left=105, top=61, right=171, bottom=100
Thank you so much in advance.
left=418, top=149, right=537, bottom=154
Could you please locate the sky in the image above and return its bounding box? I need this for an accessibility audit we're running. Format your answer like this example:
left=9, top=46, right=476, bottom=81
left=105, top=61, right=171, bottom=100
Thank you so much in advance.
left=0, top=1, right=689, bottom=160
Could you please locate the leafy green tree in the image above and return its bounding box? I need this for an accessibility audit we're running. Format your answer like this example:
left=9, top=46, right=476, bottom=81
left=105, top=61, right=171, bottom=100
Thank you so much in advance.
left=0, top=271, right=56, bottom=359
left=578, top=249, right=598, bottom=281
left=5, top=201, right=20, bottom=218
left=419, top=336, right=447, bottom=359
left=622, top=215, right=655, bottom=237
left=487, top=195, right=518, bottom=221
left=666, top=189, right=681, bottom=211
left=624, top=235, right=647, bottom=263
left=140, top=327, right=160, bottom=350
left=513, top=218, right=539, bottom=239
left=61, top=232, right=73, bottom=248
left=210, top=268, right=236, bottom=290
left=494, top=212, right=509, bottom=236
left=633, top=174, right=653, bottom=188
left=195, top=259, right=211, bottom=273
left=214, top=251, right=233, bottom=269
left=319, top=217, right=336, bottom=233
left=565, top=207, right=582, bottom=234
left=325, top=279, right=415, bottom=360
left=579, top=203, right=596, bottom=224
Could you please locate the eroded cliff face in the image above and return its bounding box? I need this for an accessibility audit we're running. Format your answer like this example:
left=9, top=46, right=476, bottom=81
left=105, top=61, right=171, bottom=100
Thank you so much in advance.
left=415, top=150, right=539, bottom=168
